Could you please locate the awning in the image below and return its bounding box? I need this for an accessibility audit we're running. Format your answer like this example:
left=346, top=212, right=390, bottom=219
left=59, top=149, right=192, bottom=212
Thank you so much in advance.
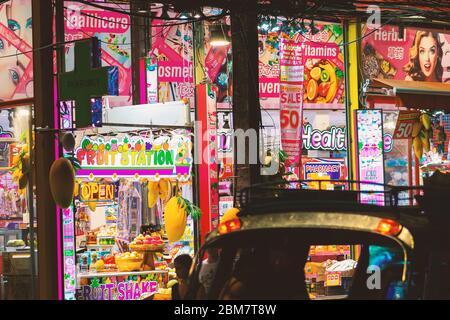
left=366, top=79, right=450, bottom=110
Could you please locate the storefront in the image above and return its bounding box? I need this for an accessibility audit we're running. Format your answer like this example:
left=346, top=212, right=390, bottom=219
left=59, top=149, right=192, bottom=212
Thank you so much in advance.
left=0, top=0, right=37, bottom=300
left=59, top=100, right=196, bottom=300
left=0, top=102, right=36, bottom=300
left=360, top=24, right=450, bottom=199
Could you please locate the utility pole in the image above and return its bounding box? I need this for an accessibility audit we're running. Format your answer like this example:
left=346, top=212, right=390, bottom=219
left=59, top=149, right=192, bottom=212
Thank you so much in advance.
left=32, top=0, right=59, bottom=299
left=230, top=3, right=262, bottom=202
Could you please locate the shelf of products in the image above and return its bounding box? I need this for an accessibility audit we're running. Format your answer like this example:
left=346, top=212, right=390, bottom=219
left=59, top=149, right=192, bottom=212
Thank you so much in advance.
left=78, top=270, right=168, bottom=279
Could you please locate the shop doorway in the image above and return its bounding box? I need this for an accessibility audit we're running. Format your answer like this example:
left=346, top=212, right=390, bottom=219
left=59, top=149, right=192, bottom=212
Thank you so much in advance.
left=0, top=104, right=37, bottom=300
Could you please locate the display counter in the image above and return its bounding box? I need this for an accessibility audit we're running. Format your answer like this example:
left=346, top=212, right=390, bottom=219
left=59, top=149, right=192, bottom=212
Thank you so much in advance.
left=78, top=269, right=167, bottom=279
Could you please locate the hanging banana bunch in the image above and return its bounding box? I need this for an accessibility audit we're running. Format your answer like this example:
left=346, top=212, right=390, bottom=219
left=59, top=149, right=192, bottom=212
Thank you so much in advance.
left=412, top=113, right=432, bottom=160
left=146, top=178, right=172, bottom=208
left=147, top=180, right=160, bottom=208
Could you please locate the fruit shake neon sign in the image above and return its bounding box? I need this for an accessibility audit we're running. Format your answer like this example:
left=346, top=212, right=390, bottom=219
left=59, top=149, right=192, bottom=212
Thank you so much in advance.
left=78, top=280, right=158, bottom=300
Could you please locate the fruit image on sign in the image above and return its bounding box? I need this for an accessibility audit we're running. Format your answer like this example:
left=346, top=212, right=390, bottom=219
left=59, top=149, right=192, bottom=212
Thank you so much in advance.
left=304, top=60, right=340, bottom=104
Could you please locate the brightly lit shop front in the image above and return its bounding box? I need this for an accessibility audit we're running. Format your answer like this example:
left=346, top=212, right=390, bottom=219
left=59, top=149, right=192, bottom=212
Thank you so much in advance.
left=60, top=101, right=196, bottom=300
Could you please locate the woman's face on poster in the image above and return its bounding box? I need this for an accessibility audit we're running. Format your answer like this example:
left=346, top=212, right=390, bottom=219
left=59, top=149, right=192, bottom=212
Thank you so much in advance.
left=0, top=39, right=23, bottom=100
left=6, top=0, right=32, bottom=45
left=418, top=35, right=438, bottom=79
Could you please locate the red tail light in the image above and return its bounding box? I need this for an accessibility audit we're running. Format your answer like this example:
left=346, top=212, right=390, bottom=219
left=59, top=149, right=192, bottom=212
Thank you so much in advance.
left=218, top=218, right=242, bottom=235
left=376, top=219, right=402, bottom=236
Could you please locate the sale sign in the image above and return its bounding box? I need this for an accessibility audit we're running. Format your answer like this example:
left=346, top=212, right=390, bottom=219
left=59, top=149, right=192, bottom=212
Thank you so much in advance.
left=279, top=36, right=304, bottom=166
left=393, top=111, right=420, bottom=139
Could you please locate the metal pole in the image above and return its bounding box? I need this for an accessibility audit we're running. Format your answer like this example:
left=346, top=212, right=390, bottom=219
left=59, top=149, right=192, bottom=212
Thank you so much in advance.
left=192, top=20, right=201, bottom=252
left=27, top=105, right=36, bottom=300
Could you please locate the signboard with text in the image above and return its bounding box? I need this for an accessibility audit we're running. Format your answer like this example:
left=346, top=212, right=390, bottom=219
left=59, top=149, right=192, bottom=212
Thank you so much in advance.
left=361, top=25, right=450, bottom=83
left=74, top=132, right=193, bottom=179
left=279, top=36, right=304, bottom=166
left=356, top=110, right=385, bottom=205
left=393, top=111, right=421, bottom=139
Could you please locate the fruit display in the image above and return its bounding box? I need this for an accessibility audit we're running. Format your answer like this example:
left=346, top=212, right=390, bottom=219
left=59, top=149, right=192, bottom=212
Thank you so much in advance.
left=304, top=59, right=342, bottom=104
left=412, top=113, right=433, bottom=160
left=115, top=251, right=144, bottom=272
left=130, top=233, right=165, bottom=251
left=6, top=239, right=26, bottom=248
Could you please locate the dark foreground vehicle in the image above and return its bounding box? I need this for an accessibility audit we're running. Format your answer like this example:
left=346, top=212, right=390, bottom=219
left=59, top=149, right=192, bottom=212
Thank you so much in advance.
left=187, top=181, right=438, bottom=300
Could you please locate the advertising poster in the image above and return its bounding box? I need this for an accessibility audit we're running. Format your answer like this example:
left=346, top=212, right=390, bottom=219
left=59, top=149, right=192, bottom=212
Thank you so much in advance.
left=362, top=24, right=450, bottom=83
left=64, top=2, right=132, bottom=107
left=302, top=23, right=345, bottom=109
left=0, top=0, right=33, bottom=102
left=259, top=31, right=280, bottom=109
left=146, top=58, right=158, bottom=104
left=258, top=22, right=345, bottom=110
left=279, top=33, right=304, bottom=166
left=150, top=9, right=194, bottom=105
left=356, top=109, right=385, bottom=205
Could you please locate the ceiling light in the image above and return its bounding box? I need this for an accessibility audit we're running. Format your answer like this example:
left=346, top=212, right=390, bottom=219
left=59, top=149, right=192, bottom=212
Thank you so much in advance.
left=209, top=24, right=230, bottom=47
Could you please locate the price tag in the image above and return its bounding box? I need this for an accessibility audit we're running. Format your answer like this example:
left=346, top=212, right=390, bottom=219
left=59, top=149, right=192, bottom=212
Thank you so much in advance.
left=393, top=111, right=420, bottom=139
left=325, top=271, right=341, bottom=287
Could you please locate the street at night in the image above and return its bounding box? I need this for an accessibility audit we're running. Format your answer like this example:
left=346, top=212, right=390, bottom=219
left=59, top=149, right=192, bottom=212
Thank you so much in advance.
left=0, top=0, right=449, bottom=310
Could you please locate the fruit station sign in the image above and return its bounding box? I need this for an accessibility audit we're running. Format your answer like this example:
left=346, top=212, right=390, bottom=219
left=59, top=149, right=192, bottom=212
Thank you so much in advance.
left=74, top=132, right=193, bottom=179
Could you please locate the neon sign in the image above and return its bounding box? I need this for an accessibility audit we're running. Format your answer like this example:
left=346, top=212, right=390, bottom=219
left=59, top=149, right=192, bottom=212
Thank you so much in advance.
left=74, top=133, right=192, bottom=179
left=302, top=124, right=346, bottom=151
left=80, top=183, right=115, bottom=201
left=77, top=280, right=158, bottom=300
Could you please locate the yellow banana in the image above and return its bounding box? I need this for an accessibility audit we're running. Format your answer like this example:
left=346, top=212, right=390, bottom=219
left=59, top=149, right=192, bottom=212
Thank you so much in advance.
left=158, top=179, right=171, bottom=202
left=413, top=136, right=423, bottom=159
left=74, top=182, right=80, bottom=197
left=148, top=181, right=159, bottom=208
left=420, top=114, right=431, bottom=130
left=420, top=130, right=430, bottom=153
left=412, top=121, right=422, bottom=138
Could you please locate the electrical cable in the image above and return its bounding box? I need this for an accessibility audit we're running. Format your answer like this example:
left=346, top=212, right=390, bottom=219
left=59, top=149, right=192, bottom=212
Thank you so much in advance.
left=64, top=4, right=226, bottom=29
left=71, top=0, right=229, bottom=22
